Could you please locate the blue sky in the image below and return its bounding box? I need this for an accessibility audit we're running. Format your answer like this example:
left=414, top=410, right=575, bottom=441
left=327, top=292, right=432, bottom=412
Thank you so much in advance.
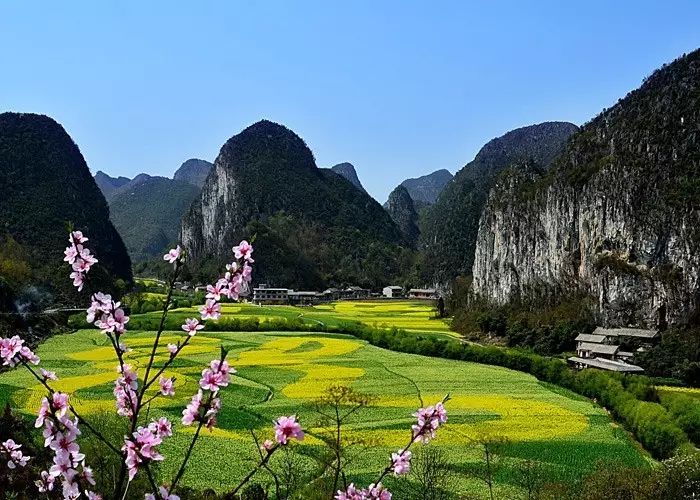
left=1, top=1, right=698, bottom=202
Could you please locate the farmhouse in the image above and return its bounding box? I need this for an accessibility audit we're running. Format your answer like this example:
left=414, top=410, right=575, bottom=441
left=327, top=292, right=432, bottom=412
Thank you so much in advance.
left=252, top=285, right=289, bottom=304
left=382, top=285, right=403, bottom=298
left=288, top=290, right=320, bottom=305
left=408, top=288, right=437, bottom=299
left=342, top=286, right=370, bottom=299
left=567, top=327, right=658, bottom=373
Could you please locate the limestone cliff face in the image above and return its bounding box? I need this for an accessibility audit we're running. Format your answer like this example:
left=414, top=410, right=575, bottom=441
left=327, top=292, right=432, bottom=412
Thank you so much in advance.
left=181, top=120, right=406, bottom=287
left=473, top=50, right=700, bottom=328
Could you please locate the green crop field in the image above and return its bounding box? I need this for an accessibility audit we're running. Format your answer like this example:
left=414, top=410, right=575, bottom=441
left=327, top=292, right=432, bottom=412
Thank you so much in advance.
left=0, top=320, right=649, bottom=497
left=131, top=300, right=459, bottom=339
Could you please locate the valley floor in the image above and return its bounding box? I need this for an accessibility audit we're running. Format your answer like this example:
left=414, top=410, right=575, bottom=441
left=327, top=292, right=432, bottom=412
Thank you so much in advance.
left=0, top=324, right=648, bottom=497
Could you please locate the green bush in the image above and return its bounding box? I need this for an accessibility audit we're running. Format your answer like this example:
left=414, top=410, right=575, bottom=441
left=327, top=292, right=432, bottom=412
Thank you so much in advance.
left=660, top=392, right=700, bottom=446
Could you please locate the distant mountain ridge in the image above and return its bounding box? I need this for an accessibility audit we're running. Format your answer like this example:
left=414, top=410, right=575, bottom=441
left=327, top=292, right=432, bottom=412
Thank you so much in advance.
left=174, top=158, right=214, bottom=188
left=399, top=169, right=453, bottom=205
left=94, top=171, right=130, bottom=200
left=94, top=159, right=213, bottom=262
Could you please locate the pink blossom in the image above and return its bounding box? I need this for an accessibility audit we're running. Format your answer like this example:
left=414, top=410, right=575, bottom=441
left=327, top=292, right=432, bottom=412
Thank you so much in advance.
left=1, top=439, right=30, bottom=469
left=260, top=439, right=274, bottom=452
left=70, top=270, right=85, bottom=291
left=72, top=255, right=94, bottom=273
left=79, top=247, right=98, bottom=267
left=41, top=368, right=58, bottom=380
left=51, top=392, right=70, bottom=418
left=83, top=465, right=96, bottom=485
left=123, top=424, right=166, bottom=480
left=111, top=307, right=130, bottom=333
left=163, top=245, right=181, bottom=264
left=391, top=449, right=412, bottom=475
left=63, top=245, right=79, bottom=264
left=167, top=343, right=178, bottom=355
left=69, top=231, right=88, bottom=244
left=19, top=345, right=40, bottom=364
left=149, top=417, right=173, bottom=438
left=35, top=470, right=55, bottom=492
left=203, top=395, right=221, bottom=430
left=411, top=402, right=448, bottom=444
left=367, top=483, right=392, bottom=500
left=118, top=364, right=138, bottom=390
left=86, top=492, right=102, bottom=500
left=48, top=451, right=76, bottom=479
left=199, top=299, right=221, bottom=321
left=63, top=480, right=80, bottom=499
left=233, top=240, right=254, bottom=262
left=49, top=430, right=80, bottom=457
left=86, top=292, right=112, bottom=323
left=335, top=484, right=364, bottom=500
left=35, top=397, right=51, bottom=428
left=199, top=359, right=234, bottom=392
left=206, top=281, right=226, bottom=301
left=0, top=335, right=23, bottom=366
left=146, top=486, right=180, bottom=500
left=159, top=376, right=175, bottom=396
left=181, top=318, right=204, bottom=336
left=182, top=390, right=203, bottom=425
left=274, top=415, right=304, bottom=445
left=114, top=366, right=138, bottom=417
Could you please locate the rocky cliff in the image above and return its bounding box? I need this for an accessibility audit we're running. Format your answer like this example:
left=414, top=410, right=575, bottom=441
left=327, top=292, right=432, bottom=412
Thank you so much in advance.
left=473, top=50, right=700, bottom=328
left=420, top=121, right=578, bottom=283
left=181, top=120, right=408, bottom=288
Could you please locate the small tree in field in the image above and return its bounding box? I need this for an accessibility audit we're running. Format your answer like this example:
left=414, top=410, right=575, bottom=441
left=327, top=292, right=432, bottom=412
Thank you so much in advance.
left=314, top=385, right=377, bottom=494
left=0, top=229, right=449, bottom=500
left=467, top=434, right=509, bottom=500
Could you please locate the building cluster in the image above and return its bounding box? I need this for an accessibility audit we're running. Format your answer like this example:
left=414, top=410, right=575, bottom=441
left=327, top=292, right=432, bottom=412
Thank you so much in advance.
left=568, top=327, right=659, bottom=373
left=382, top=286, right=437, bottom=299
left=251, top=284, right=438, bottom=305
left=252, top=285, right=371, bottom=305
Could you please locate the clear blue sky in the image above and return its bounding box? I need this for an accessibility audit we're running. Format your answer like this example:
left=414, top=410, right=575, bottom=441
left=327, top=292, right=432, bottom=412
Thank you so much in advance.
left=1, top=1, right=698, bottom=202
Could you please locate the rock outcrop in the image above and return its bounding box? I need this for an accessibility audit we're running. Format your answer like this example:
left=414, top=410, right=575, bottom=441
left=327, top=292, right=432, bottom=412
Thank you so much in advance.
left=473, top=50, right=700, bottom=328
left=420, top=121, right=578, bottom=283
left=384, top=185, right=419, bottom=246
left=330, top=162, right=366, bottom=193
left=181, top=120, right=407, bottom=288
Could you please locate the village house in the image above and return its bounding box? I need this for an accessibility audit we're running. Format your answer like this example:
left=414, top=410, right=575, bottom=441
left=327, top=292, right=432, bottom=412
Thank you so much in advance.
left=567, top=327, right=658, bottom=373
left=342, top=286, right=371, bottom=299
left=382, top=285, right=403, bottom=298
left=408, top=288, right=437, bottom=299
left=252, top=285, right=289, bottom=304
left=288, top=290, right=320, bottom=305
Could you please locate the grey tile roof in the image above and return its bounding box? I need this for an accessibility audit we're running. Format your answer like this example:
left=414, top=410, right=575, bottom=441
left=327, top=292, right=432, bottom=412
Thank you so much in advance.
left=568, top=357, right=644, bottom=373
left=593, top=327, right=658, bottom=339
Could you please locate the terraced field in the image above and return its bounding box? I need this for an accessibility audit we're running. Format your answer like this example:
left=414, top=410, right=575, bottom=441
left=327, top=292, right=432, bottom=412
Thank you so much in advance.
left=0, top=326, right=648, bottom=497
